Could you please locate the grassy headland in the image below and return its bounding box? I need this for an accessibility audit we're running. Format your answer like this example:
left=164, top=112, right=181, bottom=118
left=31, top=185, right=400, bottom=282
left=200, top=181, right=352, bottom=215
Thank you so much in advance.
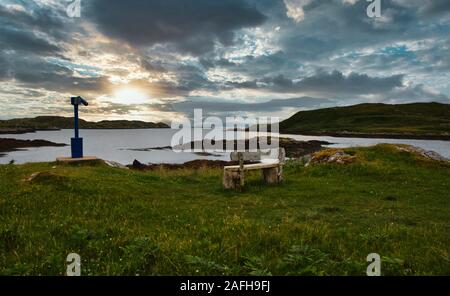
left=0, top=144, right=449, bottom=275
left=0, top=116, right=169, bottom=134
left=280, top=102, right=450, bottom=140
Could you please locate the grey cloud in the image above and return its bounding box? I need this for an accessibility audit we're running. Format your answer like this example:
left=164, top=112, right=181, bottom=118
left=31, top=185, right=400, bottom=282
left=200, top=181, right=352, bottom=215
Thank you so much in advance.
left=421, top=0, right=450, bottom=16
left=292, top=71, right=404, bottom=94
left=0, top=3, right=67, bottom=55
left=385, top=84, right=449, bottom=103
left=395, top=0, right=450, bottom=17
left=2, top=53, right=109, bottom=94
left=88, top=0, right=266, bottom=55
left=140, top=59, right=167, bottom=73
left=171, top=96, right=333, bottom=114
left=85, top=102, right=143, bottom=116
left=0, top=87, right=45, bottom=98
left=0, top=26, right=60, bottom=55
left=216, top=51, right=298, bottom=78
left=231, top=71, right=404, bottom=95
left=274, top=0, right=442, bottom=62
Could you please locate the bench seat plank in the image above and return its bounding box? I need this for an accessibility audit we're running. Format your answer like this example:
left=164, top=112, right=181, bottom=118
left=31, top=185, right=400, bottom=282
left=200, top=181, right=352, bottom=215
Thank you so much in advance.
left=224, top=162, right=281, bottom=172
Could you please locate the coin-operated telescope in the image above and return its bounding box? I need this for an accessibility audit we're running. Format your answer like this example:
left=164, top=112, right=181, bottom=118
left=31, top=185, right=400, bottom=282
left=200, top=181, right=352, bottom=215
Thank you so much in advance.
left=70, top=96, right=88, bottom=158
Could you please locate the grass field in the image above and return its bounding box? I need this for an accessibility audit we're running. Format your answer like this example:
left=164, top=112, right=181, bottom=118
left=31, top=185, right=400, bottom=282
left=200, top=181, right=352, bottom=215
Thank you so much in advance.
left=0, top=144, right=449, bottom=275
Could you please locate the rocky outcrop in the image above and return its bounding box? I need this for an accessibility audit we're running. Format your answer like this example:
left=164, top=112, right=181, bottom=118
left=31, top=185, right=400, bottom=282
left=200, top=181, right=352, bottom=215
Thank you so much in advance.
left=104, top=160, right=129, bottom=169
left=305, top=150, right=357, bottom=167
left=0, top=138, right=67, bottom=155
left=140, top=137, right=329, bottom=159
left=129, top=159, right=234, bottom=170
left=394, top=145, right=448, bottom=161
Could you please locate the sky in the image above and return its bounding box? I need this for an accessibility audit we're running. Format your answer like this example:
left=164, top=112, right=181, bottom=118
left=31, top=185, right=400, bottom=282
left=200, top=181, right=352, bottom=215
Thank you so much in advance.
left=0, top=0, right=449, bottom=123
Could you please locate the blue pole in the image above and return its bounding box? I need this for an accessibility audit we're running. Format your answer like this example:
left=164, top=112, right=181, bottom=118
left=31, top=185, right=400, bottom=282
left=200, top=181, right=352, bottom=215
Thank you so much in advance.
left=74, top=104, right=79, bottom=139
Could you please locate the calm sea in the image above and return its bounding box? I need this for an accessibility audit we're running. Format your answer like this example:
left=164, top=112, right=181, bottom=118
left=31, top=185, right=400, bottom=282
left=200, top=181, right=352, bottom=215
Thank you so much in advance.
left=1, top=129, right=449, bottom=164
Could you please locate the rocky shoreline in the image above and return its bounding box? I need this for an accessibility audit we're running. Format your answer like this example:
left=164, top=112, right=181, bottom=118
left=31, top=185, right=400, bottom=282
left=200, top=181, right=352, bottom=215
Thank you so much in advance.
left=127, top=137, right=330, bottom=170
left=285, top=131, right=450, bottom=141
left=0, top=128, right=60, bottom=135
left=0, top=138, right=67, bottom=157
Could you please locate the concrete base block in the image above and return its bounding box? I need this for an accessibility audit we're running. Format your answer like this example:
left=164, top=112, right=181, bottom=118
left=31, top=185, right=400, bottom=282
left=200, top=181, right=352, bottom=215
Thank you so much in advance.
left=56, top=156, right=99, bottom=164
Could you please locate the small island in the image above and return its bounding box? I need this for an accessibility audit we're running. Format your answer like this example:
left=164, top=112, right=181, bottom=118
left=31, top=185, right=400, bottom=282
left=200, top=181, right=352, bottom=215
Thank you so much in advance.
left=0, top=138, right=67, bottom=157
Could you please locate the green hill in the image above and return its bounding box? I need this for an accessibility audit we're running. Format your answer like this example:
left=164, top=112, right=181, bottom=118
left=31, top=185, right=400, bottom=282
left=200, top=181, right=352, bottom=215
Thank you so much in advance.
left=0, top=116, right=169, bottom=132
left=280, top=102, right=450, bottom=140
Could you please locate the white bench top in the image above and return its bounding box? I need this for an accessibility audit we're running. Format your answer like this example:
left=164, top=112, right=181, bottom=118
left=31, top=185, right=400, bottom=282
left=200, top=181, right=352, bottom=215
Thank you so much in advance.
left=224, top=161, right=281, bottom=171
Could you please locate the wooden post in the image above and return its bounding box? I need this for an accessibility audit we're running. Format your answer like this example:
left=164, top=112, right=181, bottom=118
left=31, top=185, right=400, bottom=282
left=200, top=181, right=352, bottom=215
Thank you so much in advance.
left=238, top=152, right=244, bottom=189
left=223, top=169, right=240, bottom=189
left=277, top=147, right=285, bottom=183
left=262, top=167, right=279, bottom=184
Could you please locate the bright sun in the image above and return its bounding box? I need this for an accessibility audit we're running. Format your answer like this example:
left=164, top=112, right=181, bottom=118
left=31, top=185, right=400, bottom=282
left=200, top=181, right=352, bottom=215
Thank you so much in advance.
left=112, top=88, right=149, bottom=105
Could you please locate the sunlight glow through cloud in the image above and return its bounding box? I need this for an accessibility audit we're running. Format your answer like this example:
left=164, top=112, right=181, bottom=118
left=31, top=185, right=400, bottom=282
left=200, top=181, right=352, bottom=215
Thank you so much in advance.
left=112, top=88, right=149, bottom=105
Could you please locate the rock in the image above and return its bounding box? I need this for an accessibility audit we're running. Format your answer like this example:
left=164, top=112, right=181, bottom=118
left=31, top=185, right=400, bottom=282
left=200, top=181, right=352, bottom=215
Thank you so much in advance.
left=128, top=159, right=233, bottom=171
left=395, top=145, right=448, bottom=162
left=24, top=172, right=41, bottom=182
left=23, top=171, right=68, bottom=183
left=307, top=149, right=356, bottom=166
left=104, top=160, right=129, bottom=169
left=131, top=159, right=148, bottom=170
left=171, top=137, right=327, bottom=159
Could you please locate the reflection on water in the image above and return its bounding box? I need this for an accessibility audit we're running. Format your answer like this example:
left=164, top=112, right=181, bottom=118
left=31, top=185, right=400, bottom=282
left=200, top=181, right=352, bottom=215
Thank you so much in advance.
left=1, top=129, right=449, bottom=164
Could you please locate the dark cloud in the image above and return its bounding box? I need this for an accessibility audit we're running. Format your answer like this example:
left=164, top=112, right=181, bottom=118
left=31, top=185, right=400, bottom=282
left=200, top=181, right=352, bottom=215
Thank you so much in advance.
left=0, top=4, right=64, bottom=55
left=1, top=53, right=109, bottom=94
left=0, top=2, right=65, bottom=35
left=140, top=59, right=167, bottom=73
left=291, top=71, right=404, bottom=95
left=418, top=0, right=450, bottom=17
left=0, top=26, right=60, bottom=55
left=231, top=71, right=404, bottom=95
left=272, top=0, right=445, bottom=62
left=88, top=0, right=266, bottom=55
left=173, top=64, right=216, bottom=93
left=0, top=53, right=9, bottom=79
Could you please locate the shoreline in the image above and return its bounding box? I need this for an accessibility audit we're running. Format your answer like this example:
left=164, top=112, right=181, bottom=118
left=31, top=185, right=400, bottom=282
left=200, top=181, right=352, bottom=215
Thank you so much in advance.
left=282, top=131, right=450, bottom=141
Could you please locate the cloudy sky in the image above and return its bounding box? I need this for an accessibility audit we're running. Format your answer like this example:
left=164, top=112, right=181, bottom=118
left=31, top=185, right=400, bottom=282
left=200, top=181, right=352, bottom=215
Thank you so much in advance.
left=0, top=0, right=449, bottom=122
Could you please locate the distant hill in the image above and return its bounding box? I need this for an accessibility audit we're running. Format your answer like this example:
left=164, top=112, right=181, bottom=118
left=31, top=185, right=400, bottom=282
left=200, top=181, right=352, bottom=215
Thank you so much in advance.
left=280, top=102, right=450, bottom=140
left=0, top=116, right=169, bottom=133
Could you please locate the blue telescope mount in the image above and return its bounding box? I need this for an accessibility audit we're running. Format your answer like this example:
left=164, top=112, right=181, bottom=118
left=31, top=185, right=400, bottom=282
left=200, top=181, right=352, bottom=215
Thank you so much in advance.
left=70, top=96, right=88, bottom=158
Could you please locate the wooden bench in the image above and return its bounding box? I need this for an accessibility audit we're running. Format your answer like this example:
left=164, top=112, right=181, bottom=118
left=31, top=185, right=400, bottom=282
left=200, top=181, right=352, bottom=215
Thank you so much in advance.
left=223, top=148, right=286, bottom=190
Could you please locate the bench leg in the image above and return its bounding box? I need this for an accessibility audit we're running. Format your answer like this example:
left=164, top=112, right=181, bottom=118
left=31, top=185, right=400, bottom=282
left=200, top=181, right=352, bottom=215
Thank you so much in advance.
left=278, top=164, right=283, bottom=183
left=262, top=166, right=283, bottom=184
left=223, top=170, right=241, bottom=189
